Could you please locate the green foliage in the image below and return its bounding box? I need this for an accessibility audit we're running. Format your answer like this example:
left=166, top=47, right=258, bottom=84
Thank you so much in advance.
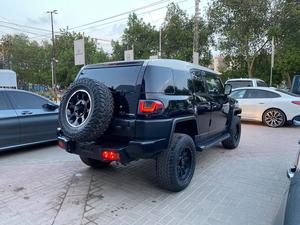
left=208, top=0, right=272, bottom=77
left=274, top=0, right=300, bottom=85
left=1, top=32, right=110, bottom=88
left=162, top=3, right=212, bottom=65
left=112, top=13, right=159, bottom=60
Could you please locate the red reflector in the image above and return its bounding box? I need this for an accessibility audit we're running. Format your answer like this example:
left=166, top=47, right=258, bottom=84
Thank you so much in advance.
left=58, top=140, right=66, bottom=149
left=102, top=151, right=120, bottom=161
left=139, top=100, right=164, bottom=114
left=292, top=101, right=300, bottom=106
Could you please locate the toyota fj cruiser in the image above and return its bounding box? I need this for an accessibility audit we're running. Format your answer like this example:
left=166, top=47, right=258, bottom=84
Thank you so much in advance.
left=57, top=59, right=241, bottom=192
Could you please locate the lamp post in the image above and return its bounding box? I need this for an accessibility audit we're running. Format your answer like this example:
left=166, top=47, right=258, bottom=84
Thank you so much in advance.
left=47, top=10, right=58, bottom=90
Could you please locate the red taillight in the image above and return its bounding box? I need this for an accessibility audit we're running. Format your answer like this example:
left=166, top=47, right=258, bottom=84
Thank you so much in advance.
left=58, top=140, right=66, bottom=149
left=138, top=100, right=164, bottom=114
left=102, top=150, right=120, bottom=161
left=292, top=101, right=300, bottom=106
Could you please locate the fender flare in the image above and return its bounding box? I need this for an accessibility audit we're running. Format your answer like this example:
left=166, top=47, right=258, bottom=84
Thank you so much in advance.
left=167, top=116, right=198, bottom=148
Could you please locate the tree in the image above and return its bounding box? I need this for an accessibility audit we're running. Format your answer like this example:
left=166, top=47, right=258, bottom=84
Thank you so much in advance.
left=0, top=32, right=110, bottom=88
left=162, top=3, right=212, bottom=65
left=208, top=0, right=272, bottom=77
left=274, top=0, right=300, bottom=86
left=112, top=13, right=159, bottom=60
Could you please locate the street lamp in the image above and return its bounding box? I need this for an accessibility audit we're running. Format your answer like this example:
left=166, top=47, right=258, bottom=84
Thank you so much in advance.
left=47, top=10, right=58, bottom=90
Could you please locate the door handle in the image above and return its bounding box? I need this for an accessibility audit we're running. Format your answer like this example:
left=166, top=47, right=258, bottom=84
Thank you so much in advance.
left=259, top=103, right=265, bottom=104
left=21, top=111, right=33, bottom=115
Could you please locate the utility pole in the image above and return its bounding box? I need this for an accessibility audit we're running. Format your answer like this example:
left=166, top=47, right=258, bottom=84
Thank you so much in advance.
left=270, top=36, right=275, bottom=86
left=47, top=10, right=58, bottom=89
left=159, top=28, right=162, bottom=58
left=193, top=0, right=200, bottom=64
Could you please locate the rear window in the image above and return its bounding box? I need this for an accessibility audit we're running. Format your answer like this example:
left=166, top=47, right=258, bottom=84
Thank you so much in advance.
left=257, top=80, right=268, bottom=87
left=227, top=80, right=253, bottom=89
left=276, top=89, right=300, bottom=97
left=144, top=66, right=175, bottom=94
left=79, top=65, right=141, bottom=91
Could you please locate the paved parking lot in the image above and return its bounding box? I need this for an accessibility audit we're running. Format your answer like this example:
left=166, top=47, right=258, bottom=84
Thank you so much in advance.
left=0, top=123, right=299, bottom=225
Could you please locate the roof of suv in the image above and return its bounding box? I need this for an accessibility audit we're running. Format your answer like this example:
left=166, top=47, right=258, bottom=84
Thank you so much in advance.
left=84, top=59, right=220, bottom=75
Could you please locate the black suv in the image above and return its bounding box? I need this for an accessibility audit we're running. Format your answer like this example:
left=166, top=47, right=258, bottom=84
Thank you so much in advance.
left=58, top=59, right=241, bottom=192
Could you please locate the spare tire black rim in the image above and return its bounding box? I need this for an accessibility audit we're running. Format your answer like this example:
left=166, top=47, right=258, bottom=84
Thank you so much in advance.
left=66, top=89, right=92, bottom=128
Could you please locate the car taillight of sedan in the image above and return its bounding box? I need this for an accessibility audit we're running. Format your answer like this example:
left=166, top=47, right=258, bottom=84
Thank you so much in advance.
left=292, top=101, right=300, bottom=106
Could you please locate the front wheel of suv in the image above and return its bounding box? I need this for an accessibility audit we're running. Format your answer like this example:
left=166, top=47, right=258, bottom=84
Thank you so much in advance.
left=156, top=133, right=196, bottom=192
left=80, top=156, right=111, bottom=169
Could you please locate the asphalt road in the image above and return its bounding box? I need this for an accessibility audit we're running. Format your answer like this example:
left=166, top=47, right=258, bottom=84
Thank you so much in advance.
left=0, top=123, right=299, bottom=225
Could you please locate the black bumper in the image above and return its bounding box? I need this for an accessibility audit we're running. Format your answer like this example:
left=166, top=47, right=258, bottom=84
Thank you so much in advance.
left=57, top=135, right=168, bottom=163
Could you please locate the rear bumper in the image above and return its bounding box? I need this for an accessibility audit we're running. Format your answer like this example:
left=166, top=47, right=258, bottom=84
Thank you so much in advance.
left=57, top=134, right=168, bottom=163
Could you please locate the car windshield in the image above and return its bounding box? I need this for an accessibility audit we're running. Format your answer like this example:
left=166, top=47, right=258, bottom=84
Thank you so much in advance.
left=276, top=89, right=300, bottom=97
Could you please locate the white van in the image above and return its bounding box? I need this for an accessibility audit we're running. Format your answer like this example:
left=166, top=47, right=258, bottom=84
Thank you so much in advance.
left=225, top=78, right=267, bottom=89
left=0, top=69, right=17, bottom=89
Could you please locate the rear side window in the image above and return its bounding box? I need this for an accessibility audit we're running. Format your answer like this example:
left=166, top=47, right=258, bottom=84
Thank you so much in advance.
left=173, top=69, right=192, bottom=95
left=230, top=89, right=247, bottom=99
left=144, top=66, right=174, bottom=94
left=0, top=92, right=12, bottom=110
left=80, top=66, right=141, bottom=92
left=244, top=89, right=280, bottom=98
left=7, top=91, right=48, bottom=109
left=227, top=80, right=253, bottom=89
left=257, top=80, right=268, bottom=87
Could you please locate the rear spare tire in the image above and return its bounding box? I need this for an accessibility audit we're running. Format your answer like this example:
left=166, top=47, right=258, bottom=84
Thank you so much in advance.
left=59, top=78, right=113, bottom=141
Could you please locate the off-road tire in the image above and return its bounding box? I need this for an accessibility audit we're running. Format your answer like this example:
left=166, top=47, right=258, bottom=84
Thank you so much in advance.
left=222, top=116, right=241, bottom=149
left=59, top=78, right=113, bottom=141
left=156, top=133, right=196, bottom=192
left=80, top=156, right=111, bottom=168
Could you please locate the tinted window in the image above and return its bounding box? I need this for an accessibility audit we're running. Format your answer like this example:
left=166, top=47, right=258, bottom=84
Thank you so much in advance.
left=192, top=70, right=206, bottom=94
left=206, top=73, right=224, bottom=95
left=144, top=66, right=174, bottom=94
left=277, top=89, right=300, bottom=97
left=257, top=80, right=268, bottom=87
left=226, top=80, right=253, bottom=89
left=230, top=89, right=247, bottom=99
left=8, top=91, right=48, bottom=109
left=0, top=92, right=11, bottom=110
left=173, top=69, right=192, bottom=95
left=80, top=65, right=141, bottom=91
left=244, top=89, right=280, bottom=98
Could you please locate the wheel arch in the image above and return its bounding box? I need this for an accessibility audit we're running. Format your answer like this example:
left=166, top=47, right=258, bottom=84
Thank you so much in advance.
left=168, top=116, right=198, bottom=148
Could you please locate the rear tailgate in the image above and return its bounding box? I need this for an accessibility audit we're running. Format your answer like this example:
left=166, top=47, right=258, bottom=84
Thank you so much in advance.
left=76, top=61, right=145, bottom=139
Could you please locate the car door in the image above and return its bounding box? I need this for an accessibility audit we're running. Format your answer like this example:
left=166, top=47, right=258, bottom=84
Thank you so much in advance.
left=0, top=91, right=20, bottom=150
left=242, top=89, right=279, bottom=120
left=191, top=70, right=211, bottom=140
left=6, top=91, right=59, bottom=145
left=205, top=72, right=228, bottom=135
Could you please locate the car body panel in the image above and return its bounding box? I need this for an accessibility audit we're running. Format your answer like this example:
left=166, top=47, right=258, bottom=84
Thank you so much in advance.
left=0, top=89, right=58, bottom=151
left=230, top=87, right=300, bottom=122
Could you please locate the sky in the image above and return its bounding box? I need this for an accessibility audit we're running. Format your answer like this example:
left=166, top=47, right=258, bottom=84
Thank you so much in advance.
left=0, top=0, right=209, bottom=53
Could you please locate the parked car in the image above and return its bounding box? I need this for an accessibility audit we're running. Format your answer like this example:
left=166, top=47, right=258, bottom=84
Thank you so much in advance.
left=230, top=87, right=300, bottom=127
left=274, top=141, right=300, bottom=225
left=57, top=59, right=242, bottom=192
left=225, top=78, right=268, bottom=89
left=0, top=89, right=59, bottom=151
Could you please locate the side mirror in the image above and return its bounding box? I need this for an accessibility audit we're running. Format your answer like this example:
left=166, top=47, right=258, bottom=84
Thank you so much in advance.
left=224, top=84, right=232, bottom=95
left=43, top=102, right=59, bottom=111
